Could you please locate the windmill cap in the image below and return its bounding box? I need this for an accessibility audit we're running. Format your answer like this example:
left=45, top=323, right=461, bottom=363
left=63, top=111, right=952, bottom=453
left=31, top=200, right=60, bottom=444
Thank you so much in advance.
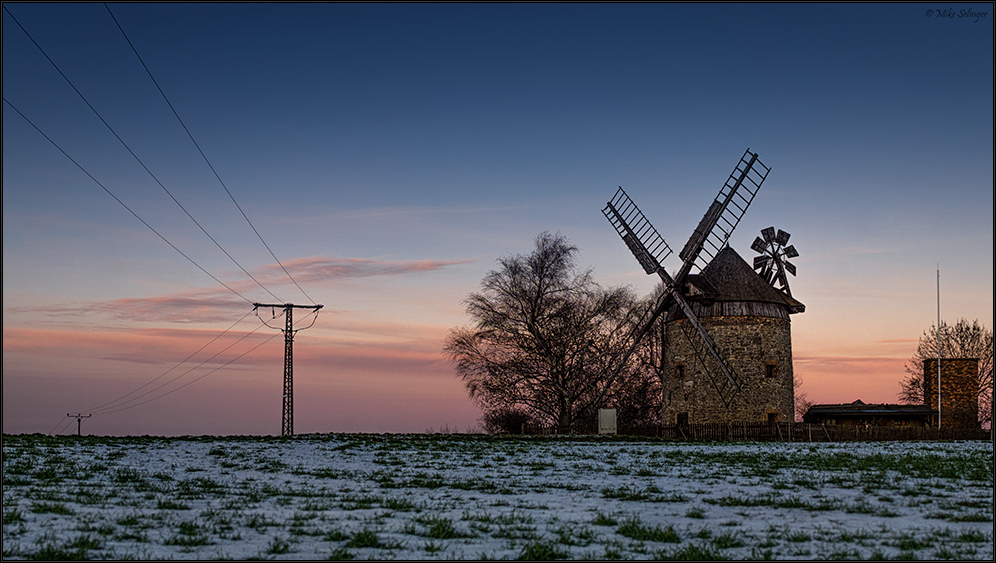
left=694, top=247, right=805, bottom=313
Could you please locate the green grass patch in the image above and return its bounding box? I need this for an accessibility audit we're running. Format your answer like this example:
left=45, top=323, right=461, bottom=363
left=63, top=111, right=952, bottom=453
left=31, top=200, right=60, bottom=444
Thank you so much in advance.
left=655, top=542, right=728, bottom=560
left=516, top=540, right=570, bottom=560
left=30, top=502, right=74, bottom=515
left=616, top=516, right=680, bottom=543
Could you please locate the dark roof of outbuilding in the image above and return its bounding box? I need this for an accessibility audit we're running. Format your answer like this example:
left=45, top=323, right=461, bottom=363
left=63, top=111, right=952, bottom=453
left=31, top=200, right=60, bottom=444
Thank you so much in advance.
left=804, top=399, right=937, bottom=417
left=690, top=246, right=805, bottom=313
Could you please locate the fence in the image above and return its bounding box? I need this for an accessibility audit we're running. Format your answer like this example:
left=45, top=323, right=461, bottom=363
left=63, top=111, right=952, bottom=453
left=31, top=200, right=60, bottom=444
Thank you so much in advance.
left=519, top=421, right=991, bottom=442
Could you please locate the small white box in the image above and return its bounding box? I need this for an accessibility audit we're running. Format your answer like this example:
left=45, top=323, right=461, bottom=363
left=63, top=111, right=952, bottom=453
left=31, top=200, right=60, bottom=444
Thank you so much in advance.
left=598, top=408, right=617, bottom=434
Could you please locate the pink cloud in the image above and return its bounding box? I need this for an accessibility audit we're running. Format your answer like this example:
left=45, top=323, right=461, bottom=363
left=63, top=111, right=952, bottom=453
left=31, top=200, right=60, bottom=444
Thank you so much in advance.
left=22, top=295, right=249, bottom=324
left=11, top=255, right=472, bottom=326
left=256, top=256, right=475, bottom=285
left=3, top=319, right=457, bottom=380
left=318, top=314, right=451, bottom=340
left=2, top=326, right=274, bottom=366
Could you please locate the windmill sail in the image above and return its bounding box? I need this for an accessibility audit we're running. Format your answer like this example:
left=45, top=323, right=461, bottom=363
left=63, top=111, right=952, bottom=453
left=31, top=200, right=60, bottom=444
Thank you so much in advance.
left=681, top=149, right=770, bottom=275
left=603, top=187, right=673, bottom=274
left=601, top=150, right=771, bottom=411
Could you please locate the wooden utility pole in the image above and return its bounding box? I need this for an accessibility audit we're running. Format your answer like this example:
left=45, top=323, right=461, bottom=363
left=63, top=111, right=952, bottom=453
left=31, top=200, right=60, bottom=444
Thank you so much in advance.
left=253, top=303, right=323, bottom=436
left=67, top=413, right=91, bottom=436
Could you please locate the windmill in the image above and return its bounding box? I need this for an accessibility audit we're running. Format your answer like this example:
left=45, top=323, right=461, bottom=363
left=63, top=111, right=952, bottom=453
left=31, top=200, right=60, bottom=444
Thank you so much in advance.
left=602, top=149, right=770, bottom=409
left=751, top=227, right=799, bottom=297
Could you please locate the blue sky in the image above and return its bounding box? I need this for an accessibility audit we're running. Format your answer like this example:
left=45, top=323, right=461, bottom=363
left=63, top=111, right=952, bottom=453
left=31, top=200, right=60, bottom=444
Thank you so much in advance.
left=3, top=3, right=992, bottom=435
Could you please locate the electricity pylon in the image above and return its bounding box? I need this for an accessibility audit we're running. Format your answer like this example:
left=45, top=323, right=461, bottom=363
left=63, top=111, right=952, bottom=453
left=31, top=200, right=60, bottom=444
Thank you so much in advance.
left=253, top=303, right=323, bottom=436
left=67, top=413, right=91, bottom=436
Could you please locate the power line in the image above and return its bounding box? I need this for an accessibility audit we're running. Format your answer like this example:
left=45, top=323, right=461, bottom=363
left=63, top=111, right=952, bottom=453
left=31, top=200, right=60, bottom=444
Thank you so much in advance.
left=104, top=3, right=316, bottom=305
left=89, top=318, right=272, bottom=415
left=3, top=4, right=284, bottom=303
left=84, top=308, right=318, bottom=417
left=48, top=416, right=72, bottom=436
left=81, top=310, right=255, bottom=414
left=91, top=309, right=319, bottom=416
left=2, top=98, right=297, bottom=429
left=3, top=97, right=254, bottom=304
left=6, top=5, right=328, bottom=433
left=41, top=307, right=315, bottom=431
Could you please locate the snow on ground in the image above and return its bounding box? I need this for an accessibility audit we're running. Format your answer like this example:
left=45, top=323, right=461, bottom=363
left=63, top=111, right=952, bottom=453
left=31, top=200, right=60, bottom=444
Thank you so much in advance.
left=2, top=435, right=993, bottom=560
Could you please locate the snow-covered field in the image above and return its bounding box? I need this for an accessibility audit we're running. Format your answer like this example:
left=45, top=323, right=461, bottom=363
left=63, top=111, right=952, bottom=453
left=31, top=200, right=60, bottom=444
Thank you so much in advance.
left=2, top=435, right=992, bottom=560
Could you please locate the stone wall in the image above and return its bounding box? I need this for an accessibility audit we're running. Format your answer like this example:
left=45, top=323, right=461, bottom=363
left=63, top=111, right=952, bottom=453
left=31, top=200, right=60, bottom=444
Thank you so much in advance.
left=663, top=315, right=794, bottom=425
left=924, top=358, right=979, bottom=429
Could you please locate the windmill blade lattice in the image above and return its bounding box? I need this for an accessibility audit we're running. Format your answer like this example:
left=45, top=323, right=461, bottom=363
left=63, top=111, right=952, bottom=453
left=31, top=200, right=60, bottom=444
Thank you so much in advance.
left=603, top=187, right=745, bottom=404
left=752, top=227, right=798, bottom=296
left=603, top=187, right=673, bottom=275
left=600, top=149, right=771, bottom=409
left=681, top=149, right=770, bottom=275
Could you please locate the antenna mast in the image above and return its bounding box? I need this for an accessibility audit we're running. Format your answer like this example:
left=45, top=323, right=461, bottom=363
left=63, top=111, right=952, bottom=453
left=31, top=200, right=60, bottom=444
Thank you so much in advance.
left=936, top=266, right=941, bottom=429
left=253, top=303, right=323, bottom=436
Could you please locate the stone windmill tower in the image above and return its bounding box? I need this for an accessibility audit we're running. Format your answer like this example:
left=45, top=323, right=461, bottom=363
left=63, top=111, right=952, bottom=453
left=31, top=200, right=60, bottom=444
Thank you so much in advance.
left=602, top=150, right=805, bottom=427
left=662, top=238, right=804, bottom=425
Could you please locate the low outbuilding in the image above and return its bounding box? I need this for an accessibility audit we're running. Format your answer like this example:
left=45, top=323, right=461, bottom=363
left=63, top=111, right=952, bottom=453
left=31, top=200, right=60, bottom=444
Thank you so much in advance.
left=802, top=399, right=936, bottom=427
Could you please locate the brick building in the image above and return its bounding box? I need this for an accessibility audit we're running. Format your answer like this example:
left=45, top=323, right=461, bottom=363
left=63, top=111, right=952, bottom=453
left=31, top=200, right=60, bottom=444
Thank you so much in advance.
left=924, top=358, right=980, bottom=429
left=662, top=246, right=805, bottom=425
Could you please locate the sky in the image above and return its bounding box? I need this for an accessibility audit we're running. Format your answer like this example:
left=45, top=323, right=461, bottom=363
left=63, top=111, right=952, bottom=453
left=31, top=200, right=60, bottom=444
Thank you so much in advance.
left=3, top=3, right=993, bottom=436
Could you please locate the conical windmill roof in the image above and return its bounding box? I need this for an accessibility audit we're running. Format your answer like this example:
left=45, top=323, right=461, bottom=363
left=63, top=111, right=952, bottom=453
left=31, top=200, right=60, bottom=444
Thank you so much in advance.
left=689, top=246, right=805, bottom=314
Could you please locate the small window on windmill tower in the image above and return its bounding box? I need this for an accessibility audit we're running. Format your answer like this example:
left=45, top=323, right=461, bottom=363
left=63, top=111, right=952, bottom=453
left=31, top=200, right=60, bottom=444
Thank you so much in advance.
left=765, top=363, right=777, bottom=378
left=675, top=364, right=685, bottom=379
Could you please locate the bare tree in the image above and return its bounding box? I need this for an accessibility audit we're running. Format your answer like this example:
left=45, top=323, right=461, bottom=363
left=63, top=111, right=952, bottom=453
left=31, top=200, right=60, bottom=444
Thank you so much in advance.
left=794, top=376, right=813, bottom=423
left=445, top=232, right=650, bottom=433
left=609, top=285, right=666, bottom=427
left=898, top=318, right=993, bottom=426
